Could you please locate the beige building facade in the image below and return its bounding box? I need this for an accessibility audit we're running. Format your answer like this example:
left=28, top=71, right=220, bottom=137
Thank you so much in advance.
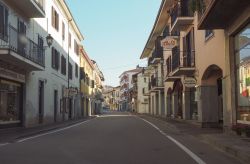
left=198, top=0, right=250, bottom=131
left=140, top=0, right=228, bottom=128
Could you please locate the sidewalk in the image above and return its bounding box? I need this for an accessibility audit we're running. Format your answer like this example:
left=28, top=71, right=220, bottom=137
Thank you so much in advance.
left=0, top=117, right=95, bottom=143
left=138, top=114, right=250, bottom=164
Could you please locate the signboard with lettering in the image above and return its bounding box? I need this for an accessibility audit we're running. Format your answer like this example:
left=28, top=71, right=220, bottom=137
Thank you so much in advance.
left=0, top=67, right=25, bottom=83
left=183, top=77, right=197, bottom=88
left=161, top=36, right=178, bottom=49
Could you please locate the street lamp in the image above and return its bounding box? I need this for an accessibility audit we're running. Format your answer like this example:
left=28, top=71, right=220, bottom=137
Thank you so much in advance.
left=46, top=34, right=54, bottom=48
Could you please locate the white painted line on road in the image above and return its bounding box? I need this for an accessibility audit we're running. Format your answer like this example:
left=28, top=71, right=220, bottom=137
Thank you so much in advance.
left=0, top=143, right=9, bottom=147
left=138, top=117, right=206, bottom=164
left=17, top=120, right=92, bottom=143
left=97, top=115, right=132, bottom=118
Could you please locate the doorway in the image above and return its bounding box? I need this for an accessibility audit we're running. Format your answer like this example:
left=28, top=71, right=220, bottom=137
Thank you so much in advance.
left=54, top=90, right=58, bottom=122
left=38, top=80, right=44, bottom=124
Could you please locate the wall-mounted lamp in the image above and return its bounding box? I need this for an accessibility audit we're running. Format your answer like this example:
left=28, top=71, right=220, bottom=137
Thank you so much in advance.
left=46, top=34, right=54, bottom=48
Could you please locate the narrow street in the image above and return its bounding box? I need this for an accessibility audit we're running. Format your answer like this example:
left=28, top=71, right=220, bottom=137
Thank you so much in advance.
left=0, top=112, right=241, bottom=164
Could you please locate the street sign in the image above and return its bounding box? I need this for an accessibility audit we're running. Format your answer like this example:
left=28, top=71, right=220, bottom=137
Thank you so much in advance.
left=183, top=77, right=197, bottom=88
left=161, top=36, right=178, bottom=49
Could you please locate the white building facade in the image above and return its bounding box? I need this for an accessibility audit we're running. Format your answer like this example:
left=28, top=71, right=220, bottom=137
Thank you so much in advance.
left=0, top=0, right=84, bottom=128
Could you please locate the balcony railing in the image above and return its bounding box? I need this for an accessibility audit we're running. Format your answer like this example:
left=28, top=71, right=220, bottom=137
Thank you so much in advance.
left=171, top=0, right=193, bottom=28
left=172, top=49, right=195, bottom=72
left=34, top=0, right=45, bottom=12
left=151, top=77, right=164, bottom=88
left=0, top=25, right=45, bottom=67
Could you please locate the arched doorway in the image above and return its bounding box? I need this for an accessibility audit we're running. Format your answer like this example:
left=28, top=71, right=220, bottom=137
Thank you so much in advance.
left=201, top=65, right=223, bottom=126
left=173, top=80, right=183, bottom=119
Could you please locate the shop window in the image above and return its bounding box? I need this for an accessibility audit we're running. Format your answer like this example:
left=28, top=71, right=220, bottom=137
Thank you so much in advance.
left=235, top=23, right=250, bottom=123
left=0, top=80, right=22, bottom=124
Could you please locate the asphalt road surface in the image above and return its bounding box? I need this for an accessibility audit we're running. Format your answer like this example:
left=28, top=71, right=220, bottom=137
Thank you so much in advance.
left=0, top=112, right=242, bottom=164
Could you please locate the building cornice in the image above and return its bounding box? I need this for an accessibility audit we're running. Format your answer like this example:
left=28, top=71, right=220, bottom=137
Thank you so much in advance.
left=140, top=0, right=173, bottom=59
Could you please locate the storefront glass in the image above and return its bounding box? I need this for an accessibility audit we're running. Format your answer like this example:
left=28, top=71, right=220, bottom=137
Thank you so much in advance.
left=0, top=79, right=22, bottom=124
left=235, top=23, right=250, bottom=123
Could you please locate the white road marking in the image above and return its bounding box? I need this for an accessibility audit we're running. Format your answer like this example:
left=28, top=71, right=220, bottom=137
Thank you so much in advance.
left=138, top=117, right=206, bottom=164
left=0, top=143, right=9, bottom=147
left=97, top=114, right=132, bottom=118
left=17, top=120, right=92, bottom=143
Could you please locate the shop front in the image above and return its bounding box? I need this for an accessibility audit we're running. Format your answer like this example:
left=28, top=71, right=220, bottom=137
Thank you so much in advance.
left=235, top=23, right=250, bottom=125
left=0, top=67, right=24, bottom=128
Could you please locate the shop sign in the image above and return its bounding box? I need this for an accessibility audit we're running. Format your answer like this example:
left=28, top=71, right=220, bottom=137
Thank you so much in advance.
left=161, top=36, right=178, bottom=49
left=63, top=87, right=78, bottom=98
left=183, top=77, right=197, bottom=88
left=0, top=67, right=25, bottom=83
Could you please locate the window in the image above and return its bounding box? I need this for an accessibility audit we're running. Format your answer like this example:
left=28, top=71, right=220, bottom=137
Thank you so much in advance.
left=68, top=33, right=71, bottom=48
left=0, top=3, right=8, bottom=41
left=61, top=55, right=66, bottom=75
left=51, top=7, right=59, bottom=31
left=80, top=67, right=85, bottom=80
left=62, top=22, right=65, bottom=40
left=91, top=80, right=95, bottom=88
left=68, top=63, right=73, bottom=80
left=52, top=47, right=60, bottom=70
left=38, top=35, right=44, bottom=61
left=235, top=23, right=250, bottom=123
left=144, top=78, right=147, bottom=83
left=205, top=30, right=214, bottom=40
left=75, top=63, right=78, bottom=78
left=74, top=40, right=79, bottom=55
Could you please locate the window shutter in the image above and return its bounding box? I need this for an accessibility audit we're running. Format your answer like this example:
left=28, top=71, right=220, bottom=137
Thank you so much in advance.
left=51, top=7, right=55, bottom=28
left=52, top=47, right=55, bottom=68
left=62, top=22, right=65, bottom=40
left=0, top=4, right=4, bottom=38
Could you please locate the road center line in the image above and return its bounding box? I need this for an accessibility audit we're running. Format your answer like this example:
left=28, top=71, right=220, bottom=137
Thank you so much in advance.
left=17, top=120, right=92, bottom=143
left=0, top=143, right=9, bottom=147
left=138, top=117, right=206, bottom=164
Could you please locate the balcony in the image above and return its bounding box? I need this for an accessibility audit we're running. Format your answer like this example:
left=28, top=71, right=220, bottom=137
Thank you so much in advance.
left=0, top=26, right=45, bottom=71
left=151, top=77, right=164, bottom=90
left=171, top=49, right=195, bottom=76
left=3, top=0, right=45, bottom=18
left=151, top=49, right=163, bottom=64
left=170, top=0, right=194, bottom=32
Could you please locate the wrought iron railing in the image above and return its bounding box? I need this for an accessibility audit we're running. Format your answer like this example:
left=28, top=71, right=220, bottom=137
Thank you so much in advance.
left=171, top=0, right=193, bottom=27
left=151, top=77, right=164, bottom=88
left=172, top=48, right=195, bottom=72
left=0, top=25, right=45, bottom=67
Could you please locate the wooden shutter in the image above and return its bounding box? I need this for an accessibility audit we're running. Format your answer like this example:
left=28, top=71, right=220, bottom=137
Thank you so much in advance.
left=0, top=4, right=4, bottom=37
left=62, top=22, right=65, bottom=40
left=190, top=27, right=195, bottom=66
left=52, top=47, right=55, bottom=68
left=51, top=7, right=55, bottom=28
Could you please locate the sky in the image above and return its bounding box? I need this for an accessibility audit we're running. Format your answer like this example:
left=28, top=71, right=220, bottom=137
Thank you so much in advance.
left=66, top=0, right=162, bottom=86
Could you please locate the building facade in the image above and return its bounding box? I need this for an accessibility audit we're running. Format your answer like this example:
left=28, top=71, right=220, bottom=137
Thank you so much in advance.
left=119, top=67, right=142, bottom=111
left=198, top=0, right=250, bottom=132
left=0, top=0, right=103, bottom=128
left=140, top=0, right=228, bottom=128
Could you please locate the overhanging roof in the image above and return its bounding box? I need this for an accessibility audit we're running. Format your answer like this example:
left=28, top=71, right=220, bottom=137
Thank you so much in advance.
left=198, top=0, right=250, bottom=30
left=140, top=0, right=173, bottom=59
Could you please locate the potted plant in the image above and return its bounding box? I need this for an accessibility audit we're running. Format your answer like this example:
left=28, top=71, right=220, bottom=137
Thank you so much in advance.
left=189, top=0, right=206, bottom=13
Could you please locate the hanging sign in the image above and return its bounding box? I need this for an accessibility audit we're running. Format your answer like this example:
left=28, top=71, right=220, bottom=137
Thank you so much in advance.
left=161, top=36, right=178, bottom=49
left=183, top=77, right=197, bottom=88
